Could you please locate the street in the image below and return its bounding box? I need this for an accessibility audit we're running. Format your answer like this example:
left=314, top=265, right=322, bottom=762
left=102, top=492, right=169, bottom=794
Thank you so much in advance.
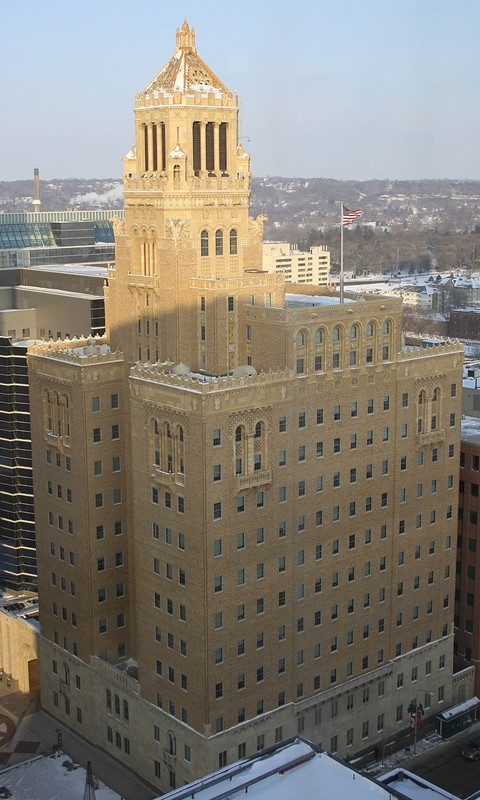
left=407, top=732, right=480, bottom=799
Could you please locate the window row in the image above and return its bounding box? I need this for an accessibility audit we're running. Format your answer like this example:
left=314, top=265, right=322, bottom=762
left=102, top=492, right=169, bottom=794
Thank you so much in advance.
left=152, top=488, right=185, bottom=512
left=91, top=393, right=119, bottom=412
left=296, top=320, right=392, bottom=346
left=213, top=488, right=453, bottom=519
left=93, top=424, right=120, bottom=442
left=153, top=593, right=187, bottom=621
left=47, top=513, right=74, bottom=534
left=46, top=449, right=72, bottom=470
left=200, top=228, right=237, bottom=257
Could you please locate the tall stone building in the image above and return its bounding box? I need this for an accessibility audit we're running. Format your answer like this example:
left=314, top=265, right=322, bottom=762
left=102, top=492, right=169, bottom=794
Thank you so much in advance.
left=27, top=21, right=467, bottom=794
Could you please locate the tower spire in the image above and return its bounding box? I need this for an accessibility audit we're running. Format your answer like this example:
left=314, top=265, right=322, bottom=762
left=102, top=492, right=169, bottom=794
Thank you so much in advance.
left=176, top=19, right=196, bottom=51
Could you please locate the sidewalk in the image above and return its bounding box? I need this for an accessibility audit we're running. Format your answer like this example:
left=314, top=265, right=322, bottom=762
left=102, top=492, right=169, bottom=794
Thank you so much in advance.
left=0, top=684, right=157, bottom=800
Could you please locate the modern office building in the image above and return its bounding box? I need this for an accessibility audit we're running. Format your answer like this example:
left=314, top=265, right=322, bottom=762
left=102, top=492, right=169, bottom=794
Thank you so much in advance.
left=27, top=21, right=466, bottom=794
left=262, top=242, right=330, bottom=285
left=0, top=210, right=121, bottom=269
left=0, top=266, right=106, bottom=590
left=0, top=203, right=122, bottom=590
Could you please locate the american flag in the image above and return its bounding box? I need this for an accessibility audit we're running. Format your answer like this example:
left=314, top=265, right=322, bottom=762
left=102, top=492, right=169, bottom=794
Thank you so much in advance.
left=342, top=206, right=363, bottom=226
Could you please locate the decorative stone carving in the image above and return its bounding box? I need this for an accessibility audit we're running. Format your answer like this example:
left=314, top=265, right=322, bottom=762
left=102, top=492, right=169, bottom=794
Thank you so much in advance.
left=165, top=218, right=190, bottom=246
left=248, top=214, right=267, bottom=242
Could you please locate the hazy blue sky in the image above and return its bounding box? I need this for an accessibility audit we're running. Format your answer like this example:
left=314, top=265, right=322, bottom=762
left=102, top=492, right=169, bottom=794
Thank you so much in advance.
left=2, top=0, right=479, bottom=182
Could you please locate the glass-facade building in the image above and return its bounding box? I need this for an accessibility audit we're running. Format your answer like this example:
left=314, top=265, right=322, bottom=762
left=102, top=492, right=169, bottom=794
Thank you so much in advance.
left=0, top=210, right=117, bottom=589
left=0, top=337, right=35, bottom=589
left=0, top=210, right=122, bottom=269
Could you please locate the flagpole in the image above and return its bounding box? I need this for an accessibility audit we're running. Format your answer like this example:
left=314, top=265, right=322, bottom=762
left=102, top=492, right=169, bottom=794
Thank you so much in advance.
left=340, top=200, right=344, bottom=304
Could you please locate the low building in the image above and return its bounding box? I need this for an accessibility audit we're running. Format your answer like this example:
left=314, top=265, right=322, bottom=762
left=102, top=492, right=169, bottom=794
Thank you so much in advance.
left=449, top=309, right=480, bottom=343
left=157, top=736, right=460, bottom=800
left=0, top=589, right=39, bottom=692
left=381, top=284, right=438, bottom=311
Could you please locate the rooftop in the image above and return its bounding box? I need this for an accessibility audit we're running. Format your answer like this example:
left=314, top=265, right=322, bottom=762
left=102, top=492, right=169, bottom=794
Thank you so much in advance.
left=159, top=738, right=446, bottom=800
left=0, top=754, right=120, bottom=800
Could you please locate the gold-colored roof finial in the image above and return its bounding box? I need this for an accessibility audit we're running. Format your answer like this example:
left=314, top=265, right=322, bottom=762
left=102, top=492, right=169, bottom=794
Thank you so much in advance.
left=176, top=19, right=196, bottom=52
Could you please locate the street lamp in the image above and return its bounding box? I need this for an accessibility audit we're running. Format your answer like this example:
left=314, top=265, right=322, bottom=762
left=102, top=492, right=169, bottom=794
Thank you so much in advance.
left=408, top=690, right=432, bottom=755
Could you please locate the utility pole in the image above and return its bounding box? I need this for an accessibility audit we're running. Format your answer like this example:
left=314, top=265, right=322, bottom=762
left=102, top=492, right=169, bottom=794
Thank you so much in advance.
left=83, top=761, right=97, bottom=800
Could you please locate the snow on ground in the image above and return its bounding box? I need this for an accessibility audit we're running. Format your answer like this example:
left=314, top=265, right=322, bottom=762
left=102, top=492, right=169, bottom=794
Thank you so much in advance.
left=0, top=752, right=122, bottom=800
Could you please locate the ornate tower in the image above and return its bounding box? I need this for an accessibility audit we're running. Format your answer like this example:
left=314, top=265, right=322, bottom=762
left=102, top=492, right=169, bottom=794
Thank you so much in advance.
left=28, top=21, right=464, bottom=796
left=106, top=20, right=283, bottom=375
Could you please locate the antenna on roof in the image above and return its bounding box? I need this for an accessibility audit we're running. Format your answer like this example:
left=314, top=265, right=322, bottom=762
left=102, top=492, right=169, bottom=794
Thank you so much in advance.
left=33, top=168, right=41, bottom=215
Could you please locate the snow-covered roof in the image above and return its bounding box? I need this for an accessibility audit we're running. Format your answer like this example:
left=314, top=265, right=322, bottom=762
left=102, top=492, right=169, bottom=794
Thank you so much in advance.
left=461, top=416, right=480, bottom=445
left=143, top=21, right=230, bottom=97
left=436, top=697, right=480, bottom=720
left=381, top=768, right=460, bottom=800
left=159, top=738, right=411, bottom=800
left=285, top=292, right=354, bottom=307
left=0, top=754, right=121, bottom=800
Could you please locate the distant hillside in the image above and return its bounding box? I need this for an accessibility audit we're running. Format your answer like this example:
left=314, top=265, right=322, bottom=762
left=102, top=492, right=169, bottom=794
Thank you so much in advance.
left=0, top=178, right=123, bottom=213
left=2, top=177, right=480, bottom=227
left=250, top=177, right=480, bottom=240
left=2, top=176, right=480, bottom=274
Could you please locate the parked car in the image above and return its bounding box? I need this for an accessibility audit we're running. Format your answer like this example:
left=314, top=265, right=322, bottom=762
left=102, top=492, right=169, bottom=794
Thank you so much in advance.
left=462, top=741, right=480, bottom=761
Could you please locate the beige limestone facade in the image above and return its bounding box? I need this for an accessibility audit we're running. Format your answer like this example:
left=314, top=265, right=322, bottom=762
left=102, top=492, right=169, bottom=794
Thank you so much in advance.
left=0, top=607, right=39, bottom=692
left=27, top=20, right=466, bottom=795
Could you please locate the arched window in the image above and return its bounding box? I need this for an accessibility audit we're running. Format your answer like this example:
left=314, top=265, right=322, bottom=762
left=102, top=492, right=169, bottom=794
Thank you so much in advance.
left=178, top=426, right=184, bottom=442
left=432, top=387, right=439, bottom=401
left=333, top=326, right=341, bottom=342
left=215, top=230, right=224, bottom=256
left=168, top=731, right=176, bottom=756
left=173, top=164, right=180, bottom=187
left=383, top=320, right=390, bottom=335
left=255, top=422, right=262, bottom=438
left=296, top=330, right=306, bottom=347
left=230, top=229, right=238, bottom=255
left=235, top=426, right=243, bottom=442
left=200, top=230, right=209, bottom=257
left=154, top=419, right=159, bottom=434
left=350, top=324, right=358, bottom=340
left=315, top=328, right=323, bottom=344
left=419, top=391, right=425, bottom=404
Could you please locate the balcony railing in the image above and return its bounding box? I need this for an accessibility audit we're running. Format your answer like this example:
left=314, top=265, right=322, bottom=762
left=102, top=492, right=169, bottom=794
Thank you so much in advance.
left=417, top=429, right=445, bottom=447
left=153, top=467, right=184, bottom=487
left=237, top=469, right=272, bottom=491
left=163, top=750, right=177, bottom=768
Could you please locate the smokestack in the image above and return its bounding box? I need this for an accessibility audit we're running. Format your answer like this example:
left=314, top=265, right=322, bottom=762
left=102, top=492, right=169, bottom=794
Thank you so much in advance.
left=33, top=168, right=41, bottom=214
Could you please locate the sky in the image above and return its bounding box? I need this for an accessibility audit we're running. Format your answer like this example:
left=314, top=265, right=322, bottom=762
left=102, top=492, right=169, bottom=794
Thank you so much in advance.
left=2, top=0, right=479, bottom=182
